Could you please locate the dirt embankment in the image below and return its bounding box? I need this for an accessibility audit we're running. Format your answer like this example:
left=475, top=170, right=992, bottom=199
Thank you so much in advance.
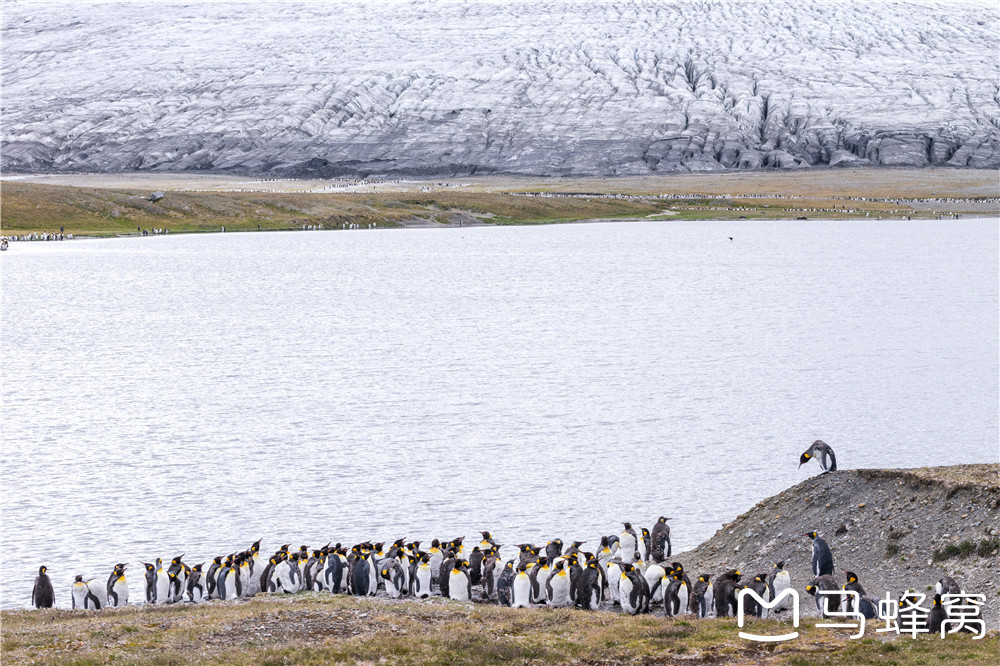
left=676, top=464, right=1000, bottom=625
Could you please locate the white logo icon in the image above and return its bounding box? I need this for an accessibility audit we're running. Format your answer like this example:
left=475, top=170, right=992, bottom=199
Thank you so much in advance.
left=737, top=587, right=800, bottom=642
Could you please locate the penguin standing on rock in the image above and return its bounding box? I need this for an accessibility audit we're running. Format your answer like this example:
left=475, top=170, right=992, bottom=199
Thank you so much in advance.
left=766, top=561, right=792, bottom=611
left=32, top=566, right=54, bottom=609
left=650, top=517, right=671, bottom=562
left=805, top=575, right=840, bottom=616
left=799, top=440, right=837, bottom=473
left=806, top=532, right=834, bottom=576
left=935, top=576, right=961, bottom=596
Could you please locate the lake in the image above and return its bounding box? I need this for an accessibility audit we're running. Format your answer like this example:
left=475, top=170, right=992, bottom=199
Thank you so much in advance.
left=2, top=218, right=997, bottom=608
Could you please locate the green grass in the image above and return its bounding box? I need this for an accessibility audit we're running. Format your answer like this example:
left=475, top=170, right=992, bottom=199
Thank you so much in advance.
left=1, top=178, right=978, bottom=238
left=2, top=595, right=996, bottom=665
left=934, top=538, right=1000, bottom=562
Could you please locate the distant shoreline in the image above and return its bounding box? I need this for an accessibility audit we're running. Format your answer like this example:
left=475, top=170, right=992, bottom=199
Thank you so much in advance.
left=2, top=170, right=996, bottom=240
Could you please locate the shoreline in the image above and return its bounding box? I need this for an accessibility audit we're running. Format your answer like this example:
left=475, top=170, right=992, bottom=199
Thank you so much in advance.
left=2, top=464, right=997, bottom=664
left=2, top=172, right=996, bottom=240
left=4, top=213, right=997, bottom=246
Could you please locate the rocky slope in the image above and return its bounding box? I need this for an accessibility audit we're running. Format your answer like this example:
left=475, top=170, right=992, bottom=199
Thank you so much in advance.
left=676, top=464, right=1000, bottom=625
left=2, top=1, right=998, bottom=176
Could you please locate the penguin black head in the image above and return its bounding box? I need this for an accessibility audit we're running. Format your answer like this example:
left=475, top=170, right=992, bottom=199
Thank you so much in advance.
left=658, top=516, right=670, bottom=524
left=775, top=561, right=785, bottom=569
left=74, top=574, right=84, bottom=583
left=431, top=539, right=440, bottom=548
left=192, top=563, right=203, bottom=572
left=481, top=531, right=492, bottom=539
left=172, top=555, right=184, bottom=564
left=756, top=573, right=768, bottom=583
left=799, top=452, right=811, bottom=468
left=933, top=594, right=942, bottom=606
left=699, top=573, right=711, bottom=582
left=805, top=584, right=816, bottom=595
left=38, top=565, right=47, bottom=575
left=623, top=522, right=632, bottom=530
left=251, top=540, right=261, bottom=552
left=641, top=528, right=650, bottom=537
left=537, top=556, right=549, bottom=566
left=804, top=531, right=818, bottom=540
left=144, top=562, right=155, bottom=572
left=845, top=571, right=858, bottom=583
left=572, top=540, right=585, bottom=548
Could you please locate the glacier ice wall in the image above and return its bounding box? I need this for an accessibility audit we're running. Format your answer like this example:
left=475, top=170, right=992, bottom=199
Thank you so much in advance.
left=2, top=0, right=998, bottom=176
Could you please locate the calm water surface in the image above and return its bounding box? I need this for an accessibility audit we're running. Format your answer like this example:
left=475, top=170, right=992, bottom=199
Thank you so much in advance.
left=2, top=219, right=997, bottom=608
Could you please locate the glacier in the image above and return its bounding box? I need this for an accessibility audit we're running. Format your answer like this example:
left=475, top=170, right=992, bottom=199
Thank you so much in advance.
left=2, top=0, right=998, bottom=176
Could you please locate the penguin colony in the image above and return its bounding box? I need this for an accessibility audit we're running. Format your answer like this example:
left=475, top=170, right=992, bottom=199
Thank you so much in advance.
left=31, top=523, right=976, bottom=629
left=30, top=441, right=978, bottom=626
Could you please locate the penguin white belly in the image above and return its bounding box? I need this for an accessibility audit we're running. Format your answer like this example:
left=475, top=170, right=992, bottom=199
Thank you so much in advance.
left=339, top=556, right=350, bottom=590
left=677, top=582, right=690, bottom=615
left=607, top=563, right=622, bottom=604
left=705, top=583, right=715, bottom=617
left=547, top=572, right=572, bottom=608
left=619, top=574, right=638, bottom=615
left=248, top=555, right=262, bottom=595
left=173, top=572, right=187, bottom=602
left=644, top=565, right=665, bottom=603
left=772, top=571, right=791, bottom=609
left=367, top=558, right=378, bottom=596
left=224, top=569, right=239, bottom=600
left=383, top=567, right=401, bottom=599
left=530, top=566, right=550, bottom=603
left=512, top=573, right=532, bottom=608
left=112, top=577, right=129, bottom=607
left=85, top=579, right=107, bottom=609
left=415, top=565, right=432, bottom=598
left=273, top=562, right=293, bottom=593
left=619, top=534, right=636, bottom=559
left=72, top=582, right=89, bottom=609
left=448, top=571, right=470, bottom=601
left=155, top=570, right=170, bottom=604
left=428, top=552, right=443, bottom=580
left=189, top=580, right=205, bottom=604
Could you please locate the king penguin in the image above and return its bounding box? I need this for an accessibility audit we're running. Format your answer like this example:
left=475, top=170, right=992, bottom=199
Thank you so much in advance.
left=32, top=565, right=54, bottom=609
left=806, top=531, right=834, bottom=576
left=187, top=564, right=206, bottom=603
left=545, top=559, right=573, bottom=608
left=154, top=558, right=170, bottom=604
left=766, top=561, right=792, bottom=611
left=143, top=562, right=156, bottom=603
left=799, top=440, right=837, bottom=472
left=511, top=563, right=532, bottom=608
left=414, top=553, right=433, bottom=598
left=650, top=516, right=671, bottom=562
left=496, top=560, right=516, bottom=606
left=448, top=559, right=472, bottom=602
left=619, top=523, right=638, bottom=561
left=107, top=563, right=128, bottom=607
